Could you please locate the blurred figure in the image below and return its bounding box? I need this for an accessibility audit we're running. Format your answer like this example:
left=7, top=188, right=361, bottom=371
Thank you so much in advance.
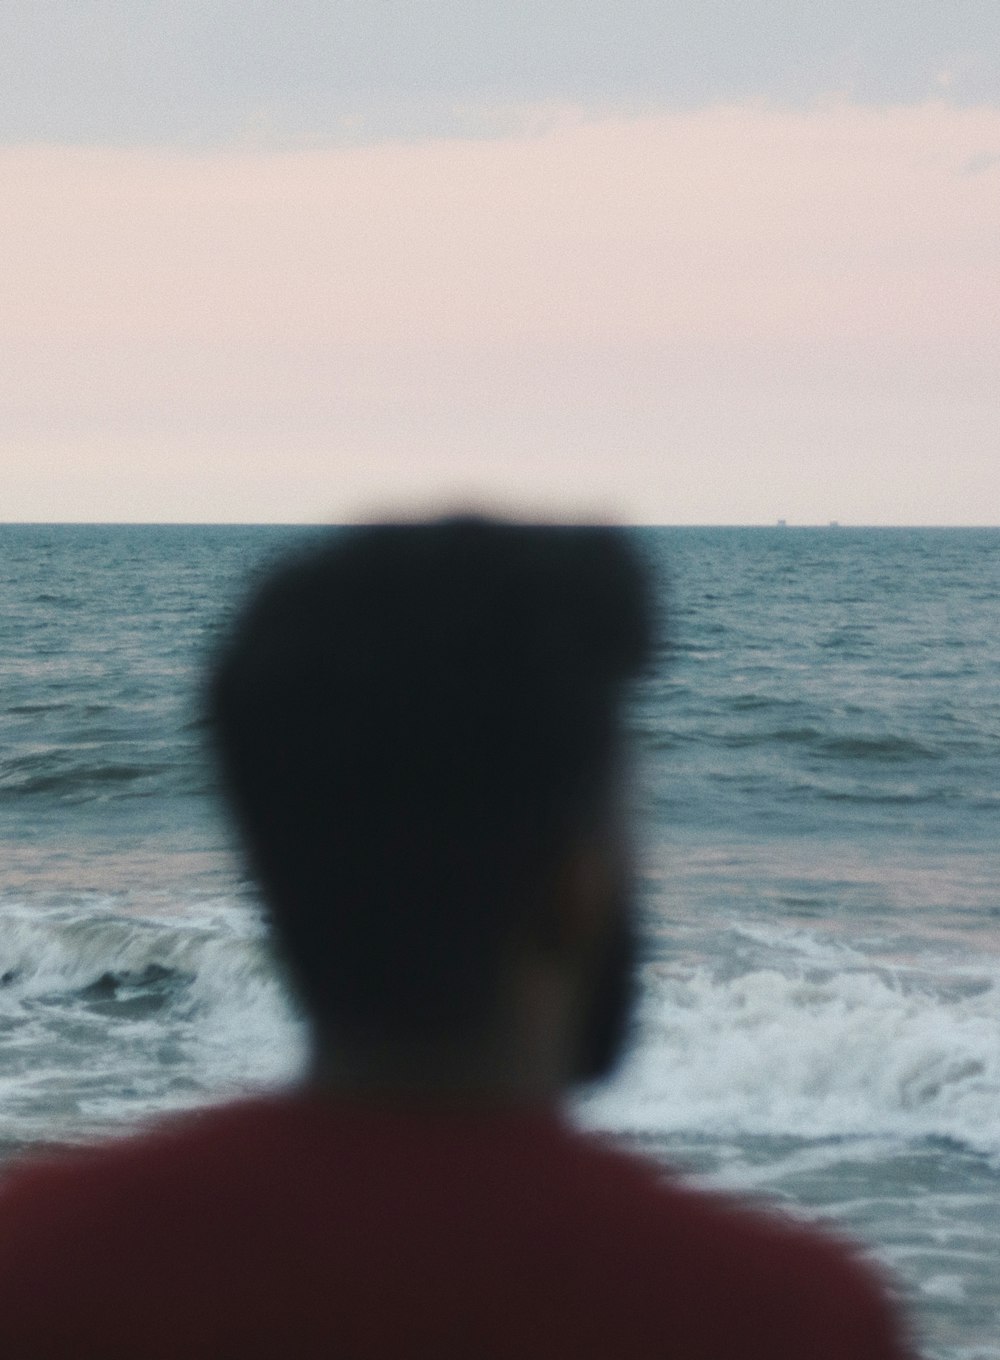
left=0, top=518, right=912, bottom=1357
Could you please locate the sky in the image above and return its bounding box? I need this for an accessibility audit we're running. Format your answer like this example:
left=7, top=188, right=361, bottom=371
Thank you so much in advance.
left=2, top=2, right=998, bottom=524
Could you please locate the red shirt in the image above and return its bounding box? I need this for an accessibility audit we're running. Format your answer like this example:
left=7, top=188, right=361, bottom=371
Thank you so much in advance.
left=0, top=1092, right=912, bottom=1358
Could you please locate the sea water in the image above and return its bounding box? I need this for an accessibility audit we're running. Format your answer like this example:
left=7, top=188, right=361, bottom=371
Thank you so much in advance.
left=0, top=523, right=996, bottom=1358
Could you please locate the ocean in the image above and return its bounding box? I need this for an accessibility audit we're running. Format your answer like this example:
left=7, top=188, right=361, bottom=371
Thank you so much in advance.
left=0, top=523, right=997, bottom=1358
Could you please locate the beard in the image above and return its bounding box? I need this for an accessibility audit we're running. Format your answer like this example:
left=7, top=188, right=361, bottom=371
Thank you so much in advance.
left=572, top=903, right=638, bottom=1085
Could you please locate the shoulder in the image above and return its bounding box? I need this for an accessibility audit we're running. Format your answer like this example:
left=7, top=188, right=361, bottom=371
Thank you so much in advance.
left=550, top=1125, right=913, bottom=1360
left=0, top=1098, right=299, bottom=1351
left=0, top=1102, right=914, bottom=1359
left=0, top=1098, right=285, bottom=1258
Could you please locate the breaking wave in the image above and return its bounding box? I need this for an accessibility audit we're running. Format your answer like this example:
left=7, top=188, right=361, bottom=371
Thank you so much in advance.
left=583, top=943, right=1000, bottom=1159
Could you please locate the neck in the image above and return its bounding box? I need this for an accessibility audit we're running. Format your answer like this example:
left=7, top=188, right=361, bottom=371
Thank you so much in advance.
left=308, top=1045, right=555, bottom=1109
left=307, top=957, right=581, bottom=1108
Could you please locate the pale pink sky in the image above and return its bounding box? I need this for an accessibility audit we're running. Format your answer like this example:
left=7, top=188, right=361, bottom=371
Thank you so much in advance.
left=3, top=101, right=998, bottom=523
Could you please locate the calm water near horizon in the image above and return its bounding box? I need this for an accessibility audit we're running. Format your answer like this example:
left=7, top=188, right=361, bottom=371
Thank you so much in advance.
left=0, top=524, right=997, bottom=1358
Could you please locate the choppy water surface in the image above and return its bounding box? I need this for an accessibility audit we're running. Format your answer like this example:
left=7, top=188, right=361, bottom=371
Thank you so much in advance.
left=0, top=524, right=997, bottom=1358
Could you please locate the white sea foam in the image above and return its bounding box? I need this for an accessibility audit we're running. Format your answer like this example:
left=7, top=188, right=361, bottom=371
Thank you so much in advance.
left=4, top=903, right=997, bottom=1155
left=582, top=946, right=1000, bottom=1157
left=0, top=897, right=255, bottom=996
left=0, top=898, right=306, bottom=1143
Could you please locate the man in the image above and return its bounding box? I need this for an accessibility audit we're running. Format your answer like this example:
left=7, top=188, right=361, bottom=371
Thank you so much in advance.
left=0, top=518, right=911, bottom=1357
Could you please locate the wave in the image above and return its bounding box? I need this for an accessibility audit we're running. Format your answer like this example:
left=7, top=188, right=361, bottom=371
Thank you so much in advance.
left=2, top=902, right=997, bottom=1160
left=4, top=702, right=112, bottom=718
left=0, top=750, right=195, bottom=804
left=31, top=592, right=78, bottom=607
left=582, top=954, right=1000, bottom=1158
left=727, top=694, right=803, bottom=714
left=817, top=734, right=941, bottom=762
left=0, top=902, right=270, bottom=1006
left=712, top=726, right=940, bottom=761
left=5, top=702, right=75, bottom=716
left=0, top=901, right=306, bottom=1145
left=0, top=763, right=163, bottom=798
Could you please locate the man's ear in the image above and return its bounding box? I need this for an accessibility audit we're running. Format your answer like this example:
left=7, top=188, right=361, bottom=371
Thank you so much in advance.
left=534, top=842, right=617, bottom=959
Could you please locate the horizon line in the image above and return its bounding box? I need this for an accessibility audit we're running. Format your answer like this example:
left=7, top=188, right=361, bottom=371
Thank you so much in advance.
left=2, top=520, right=999, bottom=531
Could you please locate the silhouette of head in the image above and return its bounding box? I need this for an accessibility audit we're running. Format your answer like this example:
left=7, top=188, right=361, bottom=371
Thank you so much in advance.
left=207, top=517, right=653, bottom=1084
